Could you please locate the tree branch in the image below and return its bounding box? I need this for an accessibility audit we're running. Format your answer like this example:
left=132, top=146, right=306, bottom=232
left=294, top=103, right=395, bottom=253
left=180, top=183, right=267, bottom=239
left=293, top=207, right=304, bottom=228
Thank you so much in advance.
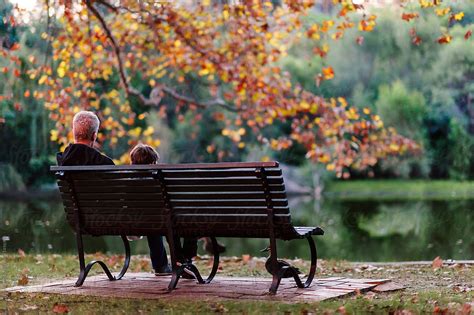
left=86, top=0, right=235, bottom=112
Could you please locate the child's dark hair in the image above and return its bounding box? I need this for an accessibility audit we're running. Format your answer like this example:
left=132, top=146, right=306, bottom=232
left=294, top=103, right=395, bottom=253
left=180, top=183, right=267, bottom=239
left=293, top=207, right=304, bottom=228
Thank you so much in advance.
left=130, top=143, right=160, bottom=165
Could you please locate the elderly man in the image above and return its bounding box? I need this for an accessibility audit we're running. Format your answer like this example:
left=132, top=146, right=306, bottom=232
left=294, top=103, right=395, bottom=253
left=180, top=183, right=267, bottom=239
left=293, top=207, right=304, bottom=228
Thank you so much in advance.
left=56, top=111, right=172, bottom=276
left=56, top=111, right=114, bottom=166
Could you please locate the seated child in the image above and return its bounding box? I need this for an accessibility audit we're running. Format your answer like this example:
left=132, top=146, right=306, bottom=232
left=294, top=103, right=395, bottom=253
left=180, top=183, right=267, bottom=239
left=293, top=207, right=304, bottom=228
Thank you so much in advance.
left=129, top=143, right=171, bottom=276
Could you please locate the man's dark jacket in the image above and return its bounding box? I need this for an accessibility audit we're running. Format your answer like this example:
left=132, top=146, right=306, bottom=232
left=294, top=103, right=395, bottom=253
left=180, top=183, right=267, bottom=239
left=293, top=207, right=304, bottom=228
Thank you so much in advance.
left=56, top=143, right=114, bottom=166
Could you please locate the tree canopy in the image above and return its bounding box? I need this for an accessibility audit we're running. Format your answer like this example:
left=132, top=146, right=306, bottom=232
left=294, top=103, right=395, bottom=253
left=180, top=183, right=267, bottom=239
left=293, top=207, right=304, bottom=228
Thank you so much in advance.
left=1, top=0, right=470, bottom=178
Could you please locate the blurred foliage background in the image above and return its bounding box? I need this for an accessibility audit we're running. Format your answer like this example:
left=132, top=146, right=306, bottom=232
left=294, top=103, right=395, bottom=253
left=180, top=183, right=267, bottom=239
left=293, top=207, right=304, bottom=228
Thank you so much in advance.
left=0, top=0, right=473, bottom=190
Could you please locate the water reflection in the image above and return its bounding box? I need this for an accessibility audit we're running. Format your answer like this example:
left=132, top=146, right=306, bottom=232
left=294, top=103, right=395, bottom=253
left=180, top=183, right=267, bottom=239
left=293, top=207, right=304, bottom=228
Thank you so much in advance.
left=0, top=197, right=472, bottom=261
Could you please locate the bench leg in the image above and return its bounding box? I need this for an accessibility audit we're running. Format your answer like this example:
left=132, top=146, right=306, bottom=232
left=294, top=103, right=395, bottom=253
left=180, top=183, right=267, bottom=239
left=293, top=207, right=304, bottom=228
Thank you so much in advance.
left=167, top=237, right=220, bottom=291
left=268, top=236, right=318, bottom=294
left=301, top=235, right=317, bottom=288
left=74, top=234, right=131, bottom=287
left=185, top=237, right=220, bottom=284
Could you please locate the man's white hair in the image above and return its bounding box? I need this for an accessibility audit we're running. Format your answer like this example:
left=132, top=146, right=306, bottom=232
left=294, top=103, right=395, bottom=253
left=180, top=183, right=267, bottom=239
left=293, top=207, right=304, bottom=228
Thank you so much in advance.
left=73, top=111, right=100, bottom=141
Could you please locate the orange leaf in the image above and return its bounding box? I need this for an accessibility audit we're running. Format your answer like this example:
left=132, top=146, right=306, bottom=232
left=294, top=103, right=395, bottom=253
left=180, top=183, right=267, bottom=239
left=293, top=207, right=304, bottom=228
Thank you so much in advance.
left=412, top=36, right=422, bottom=45
left=437, top=35, right=451, bottom=44
left=17, top=274, right=28, bottom=285
left=432, top=256, right=443, bottom=270
left=10, top=43, right=20, bottom=51
left=322, top=66, right=335, bottom=80
left=401, top=12, right=419, bottom=22
left=52, top=303, right=69, bottom=314
left=313, top=46, right=327, bottom=58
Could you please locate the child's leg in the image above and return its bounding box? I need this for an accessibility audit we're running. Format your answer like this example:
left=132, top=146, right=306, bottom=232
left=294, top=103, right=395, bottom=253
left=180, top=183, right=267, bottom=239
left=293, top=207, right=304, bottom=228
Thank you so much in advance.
left=147, top=235, right=169, bottom=270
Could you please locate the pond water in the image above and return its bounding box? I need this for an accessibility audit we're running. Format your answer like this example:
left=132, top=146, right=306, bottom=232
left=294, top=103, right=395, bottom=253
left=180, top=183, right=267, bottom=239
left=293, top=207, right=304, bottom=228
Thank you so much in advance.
left=0, top=196, right=472, bottom=262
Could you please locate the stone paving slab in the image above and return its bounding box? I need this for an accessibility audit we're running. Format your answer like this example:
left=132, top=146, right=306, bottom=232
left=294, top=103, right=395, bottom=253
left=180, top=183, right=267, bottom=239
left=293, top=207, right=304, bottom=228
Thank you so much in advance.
left=4, top=273, right=393, bottom=302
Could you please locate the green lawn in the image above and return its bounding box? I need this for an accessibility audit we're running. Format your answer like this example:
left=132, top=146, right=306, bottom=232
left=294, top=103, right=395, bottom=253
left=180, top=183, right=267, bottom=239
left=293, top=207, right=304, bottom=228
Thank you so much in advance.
left=1, top=253, right=473, bottom=314
left=325, top=180, right=474, bottom=200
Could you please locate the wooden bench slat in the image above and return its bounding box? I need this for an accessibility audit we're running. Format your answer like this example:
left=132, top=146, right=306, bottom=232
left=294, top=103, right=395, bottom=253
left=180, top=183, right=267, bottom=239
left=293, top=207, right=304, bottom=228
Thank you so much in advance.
left=78, top=192, right=163, bottom=200
left=60, top=192, right=164, bottom=200
left=167, top=192, right=287, bottom=200
left=64, top=169, right=282, bottom=180
left=62, top=192, right=286, bottom=201
left=164, top=177, right=284, bottom=186
left=58, top=179, right=160, bottom=187
left=169, top=199, right=288, bottom=207
left=161, top=169, right=282, bottom=178
left=59, top=183, right=286, bottom=194
left=73, top=228, right=281, bottom=238
left=62, top=200, right=166, bottom=208
left=166, top=184, right=285, bottom=192
left=70, top=219, right=289, bottom=229
left=59, top=185, right=161, bottom=194
left=65, top=207, right=290, bottom=215
left=68, top=171, right=158, bottom=180
left=51, top=161, right=279, bottom=171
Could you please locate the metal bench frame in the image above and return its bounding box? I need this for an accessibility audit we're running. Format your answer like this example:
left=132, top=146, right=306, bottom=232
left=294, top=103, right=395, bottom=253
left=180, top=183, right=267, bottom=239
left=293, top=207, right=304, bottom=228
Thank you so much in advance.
left=52, top=162, right=324, bottom=294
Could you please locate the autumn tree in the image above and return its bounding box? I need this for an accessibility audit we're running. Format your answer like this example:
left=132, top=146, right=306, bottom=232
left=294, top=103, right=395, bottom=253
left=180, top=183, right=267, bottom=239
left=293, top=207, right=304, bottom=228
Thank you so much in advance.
left=3, top=0, right=470, bottom=177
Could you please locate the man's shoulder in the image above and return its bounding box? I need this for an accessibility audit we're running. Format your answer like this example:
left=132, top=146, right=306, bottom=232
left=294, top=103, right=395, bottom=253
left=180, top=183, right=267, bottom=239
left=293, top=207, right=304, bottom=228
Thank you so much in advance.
left=57, top=143, right=114, bottom=166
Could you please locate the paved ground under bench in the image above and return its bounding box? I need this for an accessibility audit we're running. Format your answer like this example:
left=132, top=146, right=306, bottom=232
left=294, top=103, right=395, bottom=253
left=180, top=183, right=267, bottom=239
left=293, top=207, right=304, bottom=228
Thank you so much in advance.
left=4, top=273, right=394, bottom=302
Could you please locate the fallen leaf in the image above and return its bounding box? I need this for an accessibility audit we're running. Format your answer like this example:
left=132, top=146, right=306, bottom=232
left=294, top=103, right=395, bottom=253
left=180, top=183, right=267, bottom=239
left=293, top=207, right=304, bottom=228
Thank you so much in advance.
left=52, top=303, right=69, bottom=314
left=432, top=256, right=443, bottom=270
left=17, top=273, right=28, bottom=286
left=461, top=302, right=472, bottom=315
left=433, top=306, right=448, bottom=314
left=18, top=248, right=26, bottom=258
left=242, top=254, right=251, bottom=264
left=337, top=306, right=347, bottom=314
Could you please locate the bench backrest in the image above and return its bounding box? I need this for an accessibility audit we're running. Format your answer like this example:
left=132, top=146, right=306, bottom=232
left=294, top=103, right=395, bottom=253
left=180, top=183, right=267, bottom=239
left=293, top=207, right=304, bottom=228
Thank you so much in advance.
left=52, top=162, right=292, bottom=239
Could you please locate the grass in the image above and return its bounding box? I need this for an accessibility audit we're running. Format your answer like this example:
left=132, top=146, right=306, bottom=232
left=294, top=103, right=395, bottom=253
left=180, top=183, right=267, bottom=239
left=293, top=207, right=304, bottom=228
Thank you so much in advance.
left=324, top=180, right=474, bottom=201
left=1, top=253, right=473, bottom=314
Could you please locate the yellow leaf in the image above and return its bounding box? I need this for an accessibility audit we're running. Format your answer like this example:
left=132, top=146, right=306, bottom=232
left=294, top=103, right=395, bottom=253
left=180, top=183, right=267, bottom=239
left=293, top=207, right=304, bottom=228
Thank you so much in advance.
left=50, top=130, right=58, bottom=141
left=223, top=10, right=229, bottom=20
left=38, top=75, right=47, bottom=85
left=326, top=163, right=335, bottom=171
left=57, top=67, right=66, bottom=78
left=390, top=143, right=400, bottom=151
left=199, top=68, right=210, bottom=76
left=300, top=101, right=310, bottom=110
left=143, top=126, right=154, bottom=136
left=435, top=7, right=450, bottom=16
left=454, top=12, right=464, bottom=21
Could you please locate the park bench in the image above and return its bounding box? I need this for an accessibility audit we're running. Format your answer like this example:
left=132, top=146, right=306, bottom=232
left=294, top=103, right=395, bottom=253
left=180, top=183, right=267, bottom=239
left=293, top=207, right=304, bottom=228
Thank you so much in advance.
left=51, top=161, right=324, bottom=294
